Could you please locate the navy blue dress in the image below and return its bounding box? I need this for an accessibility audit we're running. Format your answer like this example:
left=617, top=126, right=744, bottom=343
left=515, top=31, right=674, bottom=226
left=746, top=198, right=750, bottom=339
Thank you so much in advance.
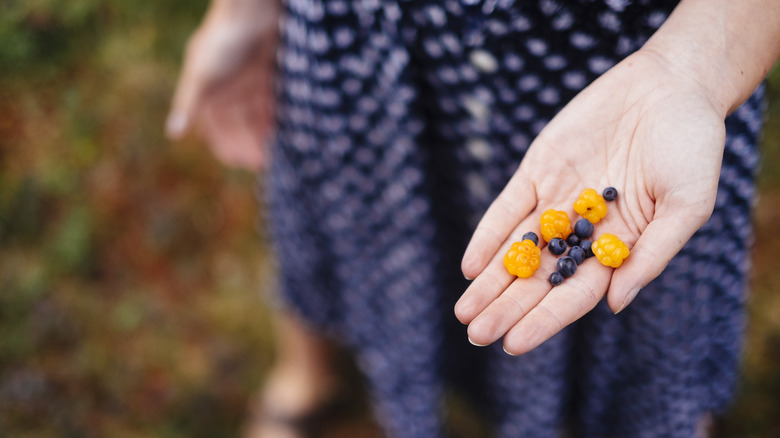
left=265, top=1, right=764, bottom=436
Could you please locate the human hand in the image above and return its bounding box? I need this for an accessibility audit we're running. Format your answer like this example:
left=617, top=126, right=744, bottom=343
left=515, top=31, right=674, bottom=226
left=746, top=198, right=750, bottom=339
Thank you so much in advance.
left=166, top=0, right=278, bottom=171
left=454, top=49, right=729, bottom=355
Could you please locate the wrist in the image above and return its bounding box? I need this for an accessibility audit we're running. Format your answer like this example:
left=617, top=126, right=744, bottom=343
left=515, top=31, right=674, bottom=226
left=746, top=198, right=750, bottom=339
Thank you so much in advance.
left=639, top=37, right=736, bottom=119
left=209, top=0, right=278, bottom=30
left=641, top=0, right=780, bottom=117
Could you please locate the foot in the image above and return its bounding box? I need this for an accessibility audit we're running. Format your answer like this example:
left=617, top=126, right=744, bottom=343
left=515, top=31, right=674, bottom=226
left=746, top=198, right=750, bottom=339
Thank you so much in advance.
left=244, top=366, right=346, bottom=438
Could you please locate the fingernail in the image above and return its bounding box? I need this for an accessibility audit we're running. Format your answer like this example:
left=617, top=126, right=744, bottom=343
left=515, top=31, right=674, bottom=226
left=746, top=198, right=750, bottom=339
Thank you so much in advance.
left=615, top=287, right=641, bottom=314
left=503, top=346, right=518, bottom=356
left=454, top=297, right=472, bottom=319
left=165, top=112, right=188, bottom=138
left=468, top=337, right=488, bottom=347
left=464, top=274, right=473, bottom=281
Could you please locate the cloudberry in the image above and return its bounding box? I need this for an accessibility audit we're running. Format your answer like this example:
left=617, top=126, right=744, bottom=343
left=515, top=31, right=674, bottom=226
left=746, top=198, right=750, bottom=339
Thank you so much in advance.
left=573, top=188, right=608, bottom=224
left=548, top=237, right=567, bottom=256
left=522, top=231, right=539, bottom=246
left=540, top=209, right=572, bottom=242
left=592, top=233, right=630, bottom=268
left=504, top=240, right=542, bottom=278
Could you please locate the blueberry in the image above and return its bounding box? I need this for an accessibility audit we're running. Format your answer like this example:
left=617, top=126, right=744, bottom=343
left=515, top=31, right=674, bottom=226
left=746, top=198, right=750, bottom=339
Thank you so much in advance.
left=602, top=187, right=618, bottom=202
left=557, top=256, right=577, bottom=278
left=566, top=233, right=581, bottom=247
left=568, top=246, right=585, bottom=265
left=548, top=237, right=567, bottom=256
left=522, top=231, right=539, bottom=246
left=580, top=240, right=594, bottom=258
left=574, top=218, right=594, bottom=239
left=549, top=271, right=564, bottom=287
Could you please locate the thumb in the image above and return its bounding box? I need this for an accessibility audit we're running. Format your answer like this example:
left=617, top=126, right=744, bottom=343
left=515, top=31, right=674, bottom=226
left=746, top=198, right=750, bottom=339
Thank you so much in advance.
left=166, top=37, right=209, bottom=140
left=606, top=207, right=711, bottom=314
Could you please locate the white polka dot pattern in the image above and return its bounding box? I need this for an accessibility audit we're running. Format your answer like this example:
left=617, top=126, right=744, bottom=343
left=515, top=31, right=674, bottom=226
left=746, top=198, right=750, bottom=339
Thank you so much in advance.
left=264, top=1, right=765, bottom=437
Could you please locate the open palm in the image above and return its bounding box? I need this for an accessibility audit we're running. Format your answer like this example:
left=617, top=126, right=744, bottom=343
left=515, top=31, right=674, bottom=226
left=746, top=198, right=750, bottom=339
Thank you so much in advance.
left=455, top=50, right=728, bottom=355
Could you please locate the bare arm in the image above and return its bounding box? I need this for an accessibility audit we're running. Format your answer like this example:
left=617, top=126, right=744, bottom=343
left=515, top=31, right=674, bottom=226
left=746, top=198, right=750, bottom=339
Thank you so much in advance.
left=641, top=0, right=780, bottom=116
left=456, top=0, right=780, bottom=355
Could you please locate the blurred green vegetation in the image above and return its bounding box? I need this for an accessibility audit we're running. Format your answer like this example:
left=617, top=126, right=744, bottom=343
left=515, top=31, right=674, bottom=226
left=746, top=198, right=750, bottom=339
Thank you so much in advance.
left=0, top=2, right=279, bottom=437
left=0, top=1, right=778, bottom=437
left=717, top=70, right=780, bottom=438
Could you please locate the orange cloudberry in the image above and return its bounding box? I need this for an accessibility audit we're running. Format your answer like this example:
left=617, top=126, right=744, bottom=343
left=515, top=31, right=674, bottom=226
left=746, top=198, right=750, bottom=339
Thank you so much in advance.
left=539, top=209, right=572, bottom=242
left=592, top=233, right=630, bottom=268
left=573, top=188, right=608, bottom=223
left=504, top=240, right=541, bottom=278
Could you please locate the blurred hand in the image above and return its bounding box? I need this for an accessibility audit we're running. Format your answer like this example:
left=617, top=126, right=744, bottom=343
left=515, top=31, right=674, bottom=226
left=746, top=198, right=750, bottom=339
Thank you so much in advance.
left=166, top=0, right=278, bottom=171
left=455, top=49, right=728, bottom=355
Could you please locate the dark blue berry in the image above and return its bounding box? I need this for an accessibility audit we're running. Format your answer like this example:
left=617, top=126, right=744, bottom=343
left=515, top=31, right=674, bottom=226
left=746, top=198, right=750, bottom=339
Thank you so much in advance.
left=574, top=218, right=594, bottom=239
left=568, top=246, right=585, bottom=265
left=549, top=271, right=564, bottom=287
left=602, top=187, right=618, bottom=202
left=566, top=233, right=581, bottom=247
left=580, top=240, right=594, bottom=258
left=548, top=238, right=567, bottom=256
left=522, top=231, right=539, bottom=246
left=557, top=256, right=577, bottom=278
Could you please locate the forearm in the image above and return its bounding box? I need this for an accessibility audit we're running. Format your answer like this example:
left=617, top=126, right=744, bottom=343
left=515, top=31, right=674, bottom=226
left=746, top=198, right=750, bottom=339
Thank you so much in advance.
left=210, top=0, right=271, bottom=13
left=206, top=0, right=277, bottom=27
left=642, top=0, right=780, bottom=116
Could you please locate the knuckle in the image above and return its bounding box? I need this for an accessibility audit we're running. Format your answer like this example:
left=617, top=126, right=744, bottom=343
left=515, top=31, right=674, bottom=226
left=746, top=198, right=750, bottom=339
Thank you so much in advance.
left=535, top=303, right=565, bottom=332
left=497, top=292, right=529, bottom=319
left=566, top=275, right=600, bottom=306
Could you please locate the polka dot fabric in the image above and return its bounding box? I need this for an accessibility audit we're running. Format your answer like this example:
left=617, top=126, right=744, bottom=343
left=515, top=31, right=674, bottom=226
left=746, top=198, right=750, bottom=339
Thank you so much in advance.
left=264, top=1, right=765, bottom=437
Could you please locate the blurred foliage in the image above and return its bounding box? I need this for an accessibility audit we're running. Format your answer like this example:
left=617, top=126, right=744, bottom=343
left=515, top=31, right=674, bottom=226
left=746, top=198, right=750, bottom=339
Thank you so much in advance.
left=716, top=67, right=780, bottom=438
left=0, top=1, right=279, bottom=437
left=0, top=1, right=778, bottom=437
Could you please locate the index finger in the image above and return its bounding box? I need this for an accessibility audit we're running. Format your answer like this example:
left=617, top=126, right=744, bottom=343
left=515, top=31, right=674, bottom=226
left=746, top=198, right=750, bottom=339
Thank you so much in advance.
left=502, top=259, right=612, bottom=355
left=461, top=170, right=537, bottom=279
left=166, top=34, right=207, bottom=139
